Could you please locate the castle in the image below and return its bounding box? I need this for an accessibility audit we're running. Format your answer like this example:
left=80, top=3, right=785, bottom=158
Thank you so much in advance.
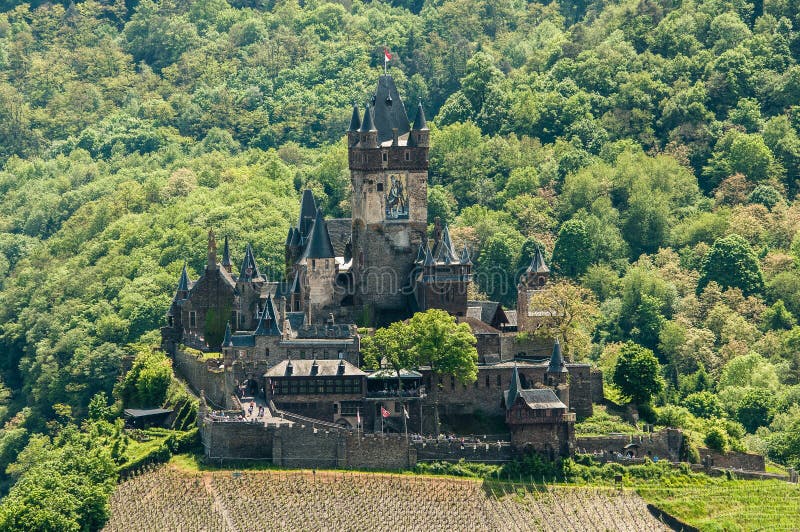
left=161, top=74, right=602, bottom=461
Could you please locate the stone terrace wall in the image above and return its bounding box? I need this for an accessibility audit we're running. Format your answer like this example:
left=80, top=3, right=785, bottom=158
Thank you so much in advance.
left=273, top=425, right=342, bottom=468
left=345, top=433, right=415, bottom=469
left=577, top=429, right=685, bottom=461
left=414, top=439, right=514, bottom=463
left=698, top=447, right=765, bottom=472
left=174, top=349, right=227, bottom=407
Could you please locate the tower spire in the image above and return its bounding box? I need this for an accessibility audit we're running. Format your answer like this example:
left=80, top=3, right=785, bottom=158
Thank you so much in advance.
left=221, top=236, right=232, bottom=272
left=506, top=364, right=521, bottom=409
left=207, top=228, right=217, bottom=270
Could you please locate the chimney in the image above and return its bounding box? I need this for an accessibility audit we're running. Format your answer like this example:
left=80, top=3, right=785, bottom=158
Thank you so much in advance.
left=392, top=127, right=399, bottom=146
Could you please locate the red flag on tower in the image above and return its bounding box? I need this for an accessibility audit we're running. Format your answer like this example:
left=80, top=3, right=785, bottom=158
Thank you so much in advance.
left=383, top=47, right=392, bottom=73
left=381, top=406, right=391, bottom=418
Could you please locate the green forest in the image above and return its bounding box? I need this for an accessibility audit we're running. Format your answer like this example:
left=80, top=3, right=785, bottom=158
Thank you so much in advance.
left=1, top=0, right=800, bottom=528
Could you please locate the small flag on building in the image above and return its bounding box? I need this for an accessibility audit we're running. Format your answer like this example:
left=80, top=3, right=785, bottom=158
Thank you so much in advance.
left=383, top=47, right=392, bottom=73
left=381, top=406, right=391, bottom=418
left=403, top=406, right=409, bottom=419
left=357, top=408, right=361, bottom=426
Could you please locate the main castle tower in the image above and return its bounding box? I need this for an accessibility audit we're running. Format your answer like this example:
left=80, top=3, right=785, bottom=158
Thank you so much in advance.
left=347, top=75, right=429, bottom=322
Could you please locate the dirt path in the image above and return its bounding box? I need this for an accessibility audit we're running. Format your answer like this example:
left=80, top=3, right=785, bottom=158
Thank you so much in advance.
left=203, top=472, right=236, bottom=532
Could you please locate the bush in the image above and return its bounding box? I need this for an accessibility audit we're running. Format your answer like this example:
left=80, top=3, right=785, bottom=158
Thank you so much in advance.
left=704, top=426, right=728, bottom=452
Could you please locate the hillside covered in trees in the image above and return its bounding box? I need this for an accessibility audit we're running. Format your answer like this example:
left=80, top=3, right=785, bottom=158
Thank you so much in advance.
left=2, top=0, right=800, bottom=528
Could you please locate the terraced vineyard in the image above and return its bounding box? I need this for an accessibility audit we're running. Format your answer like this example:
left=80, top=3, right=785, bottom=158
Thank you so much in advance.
left=104, top=465, right=668, bottom=531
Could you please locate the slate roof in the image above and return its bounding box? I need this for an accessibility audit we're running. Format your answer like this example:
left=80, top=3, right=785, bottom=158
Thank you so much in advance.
left=359, top=102, right=377, bottom=133
left=265, top=359, right=366, bottom=377
left=527, top=247, right=550, bottom=274
left=547, top=338, right=568, bottom=374
left=177, top=264, right=190, bottom=292
left=348, top=102, right=361, bottom=131
left=239, top=243, right=261, bottom=281
left=466, top=300, right=509, bottom=329
left=325, top=218, right=352, bottom=257
left=457, top=316, right=501, bottom=335
left=301, top=208, right=335, bottom=260
left=504, top=388, right=567, bottom=411
left=411, top=101, right=428, bottom=131
left=298, top=189, right=317, bottom=240
left=285, top=311, right=305, bottom=332
left=371, top=75, right=410, bottom=143
left=222, top=236, right=232, bottom=268
left=504, top=310, right=518, bottom=328
left=254, top=294, right=281, bottom=336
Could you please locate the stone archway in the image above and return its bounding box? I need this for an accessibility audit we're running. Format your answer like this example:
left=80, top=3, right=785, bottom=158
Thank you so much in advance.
left=244, top=378, right=259, bottom=397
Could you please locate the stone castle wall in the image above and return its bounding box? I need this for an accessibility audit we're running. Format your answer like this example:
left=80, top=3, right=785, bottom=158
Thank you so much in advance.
left=414, top=440, right=514, bottom=463
left=202, top=419, right=415, bottom=469
left=577, top=429, right=685, bottom=462
left=174, top=349, right=227, bottom=408
left=698, top=447, right=765, bottom=472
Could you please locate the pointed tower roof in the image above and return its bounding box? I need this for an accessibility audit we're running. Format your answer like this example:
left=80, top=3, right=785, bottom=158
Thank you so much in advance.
left=348, top=102, right=361, bottom=131
left=255, top=294, right=281, bottom=336
left=285, top=227, right=294, bottom=246
left=301, top=208, right=335, bottom=259
left=412, top=101, right=428, bottom=130
left=415, top=241, right=427, bottom=263
left=222, top=236, right=232, bottom=269
left=371, top=75, right=410, bottom=143
left=423, top=244, right=435, bottom=267
left=528, top=247, right=550, bottom=274
left=359, top=102, right=377, bottom=133
left=239, top=243, right=261, bottom=281
left=505, top=364, right=522, bottom=410
left=177, top=263, right=190, bottom=293
left=433, top=225, right=459, bottom=263
left=548, top=338, right=568, bottom=374
left=298, top=189, right=317, bottom=239
left=460, top=245, right=472, bottom=265
left=289, top=227, right=301, bottom=247
left=222, top=322, right=233, bottom=348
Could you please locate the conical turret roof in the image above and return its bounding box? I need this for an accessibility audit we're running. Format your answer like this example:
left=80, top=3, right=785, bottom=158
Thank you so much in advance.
left=222, top=236, right=232, bottom=268
left=412, top=101, right=428, bottom=130
left=415, top=241, right=427, bottom=263
left=255, top=294, right=281, bottom=336
left=177, top=263, right=190, bottom=293
left=433, top=225, right=459, bottom=263
left=222, top=322, right=233, bottom=348
left=506, top=364, right=522, bottom=410
left=239, top=243, right=261, bottom=281
left=548, top=338, right=567, bottom=374
left=359, top=103, right=377, bottom=133
left=423, top=244, right=435, bottom=266
left=348, top=102, right=361, bottom=131
left=460, top=245, right=472, bottom=265
left=301, top=208, right=335, bottom=260
left=298, top=189, right=317, bottom=239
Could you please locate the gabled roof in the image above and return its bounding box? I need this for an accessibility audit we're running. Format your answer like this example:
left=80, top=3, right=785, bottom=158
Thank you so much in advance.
left=298, top=190, right=317, bottom=239
left=265, top=359, right=366, bottom=377
left=348, top=102, right=361, bottom=131
left=547, top=338, right=568, bottom=374
left=177, top=263, right=190, bottom=292
left=528, top=247, right=550, bottom=274
left=466, top=300, right=509, bottom=329
left=238, top=243, right=261, bottom=282
left=504, top=388, right=566, bottom=411
left=254, top=294, right=281, bottom=336
left=221, top=236, right=232, bottom=268
left=301, top=208, right=335, bottom=260
left=423, top=244, right=435, bottom=266
left=325, top=218, right=352, bottom=257
left=456, top=316, right=501, bottom=335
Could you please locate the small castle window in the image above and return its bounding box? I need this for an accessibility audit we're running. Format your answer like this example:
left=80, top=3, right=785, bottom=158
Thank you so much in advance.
left=312, top=259, right=316, bottom=271
left=189, top=311, right=197, bottom=328
left=377, top=183, right=384, bottom=192
left=538, top=276, right=546, bottom=286
left=485, top=375, right=490, bottom=388
left=496, top=374, right=501, bottom=387
left=404, top=151, right=410, bottom=161
left=382, top=152, right=388, bottom=162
